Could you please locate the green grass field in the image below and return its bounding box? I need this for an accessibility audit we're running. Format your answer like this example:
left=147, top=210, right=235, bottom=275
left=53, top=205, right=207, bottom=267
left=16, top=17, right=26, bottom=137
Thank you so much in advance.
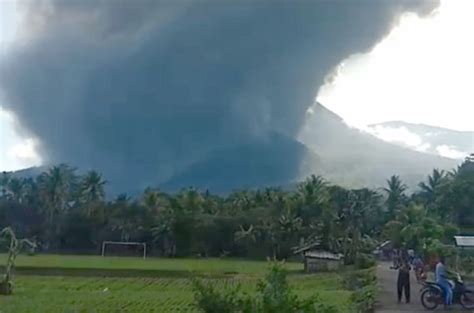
left=0, top=254, right=302, bottom=275
left=0, top=255, right=352, bottom=313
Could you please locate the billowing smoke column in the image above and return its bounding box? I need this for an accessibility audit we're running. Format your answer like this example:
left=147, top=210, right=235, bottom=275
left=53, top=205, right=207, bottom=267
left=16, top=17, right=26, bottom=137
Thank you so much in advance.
left=0, top=0, right=438, bottom=191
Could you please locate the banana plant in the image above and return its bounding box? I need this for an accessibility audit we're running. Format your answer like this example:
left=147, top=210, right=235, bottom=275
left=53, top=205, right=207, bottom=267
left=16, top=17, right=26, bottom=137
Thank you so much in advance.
left=0, top=227, right=36, bottom=295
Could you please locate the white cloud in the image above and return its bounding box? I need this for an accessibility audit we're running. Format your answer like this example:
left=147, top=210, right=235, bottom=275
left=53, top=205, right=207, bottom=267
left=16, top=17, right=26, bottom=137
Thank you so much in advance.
left=436, top=145, right=468, bottom=160
left=8, top=138, right=41, bottom=162
left=315, top=0, right=474, bottom=132
left=362, top=124, right=469, bottom=160
left=365, top=125, right=431, bottom=153
left=0, top=109, right=42, bottom=171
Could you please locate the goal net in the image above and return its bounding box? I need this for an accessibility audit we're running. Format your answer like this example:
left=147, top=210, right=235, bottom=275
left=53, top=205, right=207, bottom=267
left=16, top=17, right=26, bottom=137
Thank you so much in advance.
left=101, top=241, right=147, bottom=259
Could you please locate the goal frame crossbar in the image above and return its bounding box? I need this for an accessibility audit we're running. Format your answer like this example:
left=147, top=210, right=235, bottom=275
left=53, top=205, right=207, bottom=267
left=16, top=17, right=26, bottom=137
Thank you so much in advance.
left=101, top=241, right=147, bottom=259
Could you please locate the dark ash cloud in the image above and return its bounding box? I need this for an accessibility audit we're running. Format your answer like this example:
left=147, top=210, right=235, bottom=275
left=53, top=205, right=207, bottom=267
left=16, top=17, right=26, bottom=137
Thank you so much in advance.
left=0, top=0, right=439, bottom=191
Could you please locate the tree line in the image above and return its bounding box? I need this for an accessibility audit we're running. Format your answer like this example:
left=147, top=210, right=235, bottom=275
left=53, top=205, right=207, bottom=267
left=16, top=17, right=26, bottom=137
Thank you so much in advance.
left=1, top=154, right=473, bottom=262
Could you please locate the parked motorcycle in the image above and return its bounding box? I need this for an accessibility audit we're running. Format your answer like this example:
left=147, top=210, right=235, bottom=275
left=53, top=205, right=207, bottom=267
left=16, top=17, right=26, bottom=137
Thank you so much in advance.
left=420, top=272, right=474, bottom=310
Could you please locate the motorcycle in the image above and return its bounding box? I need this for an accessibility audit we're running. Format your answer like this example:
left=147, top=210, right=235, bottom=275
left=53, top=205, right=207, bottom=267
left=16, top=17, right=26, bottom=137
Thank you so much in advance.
left=420, top=272, right=474, bottom=310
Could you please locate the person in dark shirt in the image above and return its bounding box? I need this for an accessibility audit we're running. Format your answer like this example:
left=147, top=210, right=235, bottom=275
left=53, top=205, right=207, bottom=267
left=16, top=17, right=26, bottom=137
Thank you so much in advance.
left=397, top=258, right=411, bottom=303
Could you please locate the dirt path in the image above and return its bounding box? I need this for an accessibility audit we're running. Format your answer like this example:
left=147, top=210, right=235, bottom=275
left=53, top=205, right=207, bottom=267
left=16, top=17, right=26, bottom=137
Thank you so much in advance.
left=375, top=262, right=465, bottom=313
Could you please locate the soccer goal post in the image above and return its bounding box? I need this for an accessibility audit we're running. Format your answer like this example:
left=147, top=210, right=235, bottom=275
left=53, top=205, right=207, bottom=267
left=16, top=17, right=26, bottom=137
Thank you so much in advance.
left=101, top=241, right=147, bottom=259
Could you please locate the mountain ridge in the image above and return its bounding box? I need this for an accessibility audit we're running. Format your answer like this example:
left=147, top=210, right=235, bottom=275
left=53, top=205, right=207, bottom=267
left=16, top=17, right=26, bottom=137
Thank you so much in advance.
left=6, top=104, right=461, bottom=195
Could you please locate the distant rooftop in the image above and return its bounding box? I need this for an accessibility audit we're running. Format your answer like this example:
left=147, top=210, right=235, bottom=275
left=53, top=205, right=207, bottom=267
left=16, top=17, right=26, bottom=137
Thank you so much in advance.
left=304, top=251, right=343, bottom=261
left=454, top=236, right=474, bottom=247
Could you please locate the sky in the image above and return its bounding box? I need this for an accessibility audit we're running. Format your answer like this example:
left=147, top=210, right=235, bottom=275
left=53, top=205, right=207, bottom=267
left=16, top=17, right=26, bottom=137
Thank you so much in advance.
left=0, top=0, right=472, bottom=172
left=0, top=0, right=41, bottom=171
left=315, top=0, right=474, bottom=132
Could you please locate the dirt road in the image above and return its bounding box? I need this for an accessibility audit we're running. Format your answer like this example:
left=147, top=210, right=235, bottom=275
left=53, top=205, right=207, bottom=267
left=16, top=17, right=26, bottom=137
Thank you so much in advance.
left=375, top=262, right=466, bottom=313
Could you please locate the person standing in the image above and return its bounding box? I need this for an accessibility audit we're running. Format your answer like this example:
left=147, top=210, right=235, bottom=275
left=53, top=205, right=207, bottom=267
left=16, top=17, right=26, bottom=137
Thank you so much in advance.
left=436, top=256, right=452, bottom=308
left=397, top=258, right=411, bottom=303
left=408, top=249, right=415, bottom=265
left=413, top=256, right=424, bottom=282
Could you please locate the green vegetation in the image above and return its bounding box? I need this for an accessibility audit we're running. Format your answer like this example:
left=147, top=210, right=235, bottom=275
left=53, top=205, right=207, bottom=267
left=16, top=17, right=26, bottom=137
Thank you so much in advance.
left=0, top=259, right=351, bottom=313
left=2, top=155, right=473, bottom=262
left=1, top=155, right=473, bottom=310
left=0, top=227, right=35, bottom=294
left=345, top=268, right=377, bottom=313
left=0, top=254, right=301, bottom=276
left=193, top=264, right=339, bottom=313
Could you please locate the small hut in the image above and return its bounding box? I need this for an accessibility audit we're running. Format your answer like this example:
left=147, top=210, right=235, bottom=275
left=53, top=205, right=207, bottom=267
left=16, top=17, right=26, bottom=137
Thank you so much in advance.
left=292, top=242, right=343, bottom=273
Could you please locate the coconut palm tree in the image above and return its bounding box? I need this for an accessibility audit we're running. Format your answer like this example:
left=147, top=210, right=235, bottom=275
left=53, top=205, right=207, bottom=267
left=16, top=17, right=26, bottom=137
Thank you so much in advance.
left=227, top=190, right=255, bottom=213
left=418, top=169, right=447, bottom=205
left=6, top=178, right=24, bottom=203
left=108, top=194, right=143, bottom=242
left=0, top=172, right=11, bottom=199
left=383, top=175, right=408, bottom=220
left=235, top=224, right=257, bottom=244
left=80, top=170, right=107, bottom=217
left=175, top=187, right=204, bottom=214
left=297, top=175, right=328, bottom=219
left=37, top=164, right=77, bottom=247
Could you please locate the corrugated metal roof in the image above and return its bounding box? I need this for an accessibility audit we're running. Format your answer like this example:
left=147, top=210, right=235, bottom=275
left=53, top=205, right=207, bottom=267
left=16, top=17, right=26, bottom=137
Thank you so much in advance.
left=454, top=236, right=474, bottom=247
left=304, top=250, right=343, bottom=260
left=292, top=241, right=321, bottom=254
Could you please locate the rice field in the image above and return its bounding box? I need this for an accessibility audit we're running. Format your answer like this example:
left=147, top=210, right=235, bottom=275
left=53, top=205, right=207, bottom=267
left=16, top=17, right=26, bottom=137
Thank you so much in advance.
left=0, top=255, right=352, bottom=313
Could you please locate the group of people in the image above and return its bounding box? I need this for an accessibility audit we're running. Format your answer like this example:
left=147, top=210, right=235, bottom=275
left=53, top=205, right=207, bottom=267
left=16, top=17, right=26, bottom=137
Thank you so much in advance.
left=393, top=249, right=453, bottom=308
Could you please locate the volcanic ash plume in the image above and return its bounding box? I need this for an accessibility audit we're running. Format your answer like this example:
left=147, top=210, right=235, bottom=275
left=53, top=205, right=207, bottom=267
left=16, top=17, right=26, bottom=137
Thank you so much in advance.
left=0, top=0, right=439, bottom=191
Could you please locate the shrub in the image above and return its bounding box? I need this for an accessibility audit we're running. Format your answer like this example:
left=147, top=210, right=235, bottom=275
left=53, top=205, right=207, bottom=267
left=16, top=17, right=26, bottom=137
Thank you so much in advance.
left=192, top=278, right=246, bottom=313
left=355, top=253, right=376, bottom=270
left=343, top=268, right=376, bottom=291
left=192, top=264, right=338, bottom=313
left=343, top=268, right=377, bottom=313
left=460, top=256, right=474, bottom=275
left=350, top=284, right=377, bottom=313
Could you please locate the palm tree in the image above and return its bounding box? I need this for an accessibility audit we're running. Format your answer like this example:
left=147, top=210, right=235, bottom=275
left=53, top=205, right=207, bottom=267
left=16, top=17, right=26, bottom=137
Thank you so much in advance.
left=297, top=175, right=328, bottom=219
left=0, top=172, right=10, bottom=199
left=7, top=178, right=24, bottom=203
left=37, top=164, right=77, bottom=247
left=383, top=175, right=408, bottom=220
left=278, top=208, right=303, bottom=241
left=235, top=224, right=257, bottom=244
left=109, top=194, right=143, bottom=242
left=175, top=187, right=204, bottom=214
left=80, top=170, right=106, bottom=217
left=227, top=190, right=255, bottom=213
left=142, top=188, right=160, bottom=212
left=419, top=169, right=445, bottom=194
left=448, top=157, right=474, bottom=225
left=338, top=191, right=365, bottom=264
left=418, top=169, right=446, bottom=204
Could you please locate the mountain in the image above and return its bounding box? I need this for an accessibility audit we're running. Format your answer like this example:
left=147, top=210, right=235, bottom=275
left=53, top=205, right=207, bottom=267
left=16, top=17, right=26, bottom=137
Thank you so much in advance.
left=161, top=132, right=322, bottom=193
left=8, top=166, right=46, bottom=179
left=8, top=104, right=461, bottom=194
left=367, top=121, right=474, bottom=160
left=298, top=103, right=459, bottom=189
